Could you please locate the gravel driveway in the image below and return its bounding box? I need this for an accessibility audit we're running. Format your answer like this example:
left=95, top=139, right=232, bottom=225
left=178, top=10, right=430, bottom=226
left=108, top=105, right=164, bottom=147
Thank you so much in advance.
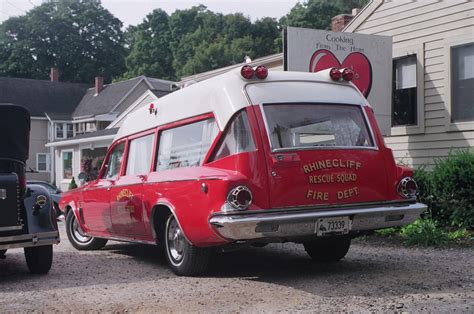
left=0, top=222, right=472, bottom=312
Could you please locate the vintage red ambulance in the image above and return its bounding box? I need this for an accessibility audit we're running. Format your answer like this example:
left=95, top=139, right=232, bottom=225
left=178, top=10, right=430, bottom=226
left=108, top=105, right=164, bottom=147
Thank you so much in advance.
left=60, top=65, right=426, bottom=276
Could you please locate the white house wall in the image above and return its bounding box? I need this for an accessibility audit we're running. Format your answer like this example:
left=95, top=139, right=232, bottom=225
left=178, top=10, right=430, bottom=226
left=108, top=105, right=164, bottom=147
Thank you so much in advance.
left=350, top=0, right=474, bottom=168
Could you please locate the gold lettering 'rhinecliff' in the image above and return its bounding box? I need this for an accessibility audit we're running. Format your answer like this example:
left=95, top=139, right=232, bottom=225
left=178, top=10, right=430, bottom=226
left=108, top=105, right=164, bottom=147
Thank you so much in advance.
left=303, top=159, right=361, bottom=174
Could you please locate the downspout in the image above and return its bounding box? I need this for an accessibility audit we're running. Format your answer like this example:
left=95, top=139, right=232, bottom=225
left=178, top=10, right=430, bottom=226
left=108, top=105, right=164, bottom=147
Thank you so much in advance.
left=44, top=113, right=55, bottom=184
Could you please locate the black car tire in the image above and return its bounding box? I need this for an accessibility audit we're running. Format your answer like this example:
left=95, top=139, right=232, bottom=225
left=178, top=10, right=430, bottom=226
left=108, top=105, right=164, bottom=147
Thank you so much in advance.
left=24, top=245, right=53, bottom=274
left=66, top=210, right=107, bottom=250
left=303, top=236, right=351, bottom=262
left=0, top=249, right=6, bottom=256
left=164, top=214, right=212, bottom=276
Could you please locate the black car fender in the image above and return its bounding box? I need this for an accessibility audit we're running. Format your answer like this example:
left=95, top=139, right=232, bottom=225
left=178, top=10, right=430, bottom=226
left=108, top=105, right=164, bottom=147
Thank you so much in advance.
left=24, top=184, right=58, bottom=234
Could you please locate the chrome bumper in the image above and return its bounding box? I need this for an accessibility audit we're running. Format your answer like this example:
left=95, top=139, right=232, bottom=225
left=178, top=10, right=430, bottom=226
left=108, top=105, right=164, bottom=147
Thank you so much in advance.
left=209, top=202, right=427, bottom=241
left=0, top=231, right=60, bottom=250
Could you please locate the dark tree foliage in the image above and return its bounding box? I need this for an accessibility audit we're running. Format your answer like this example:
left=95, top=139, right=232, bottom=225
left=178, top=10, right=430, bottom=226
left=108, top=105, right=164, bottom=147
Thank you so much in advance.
left=0, top=0, right=126, bottom=83
left=1, top=0, right=369, bottom=82
left=280, top=0, right=368, bottom=30
left=123, top=9, right=174, bottom=80
left=125, top=5, right=281, bottom=79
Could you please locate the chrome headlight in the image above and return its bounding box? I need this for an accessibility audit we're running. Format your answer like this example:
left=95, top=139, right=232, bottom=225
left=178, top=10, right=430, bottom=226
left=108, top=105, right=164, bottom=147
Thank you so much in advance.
left=226, top=186, right=252, bottom=210
left=397, top=177, right=418, bottom=199
left=35, top=194, right=48, bottom=208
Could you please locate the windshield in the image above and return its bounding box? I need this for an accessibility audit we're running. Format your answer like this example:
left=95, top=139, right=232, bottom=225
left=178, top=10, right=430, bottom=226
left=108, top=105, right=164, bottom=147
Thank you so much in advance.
left=263, top=103, right=374, bottom=150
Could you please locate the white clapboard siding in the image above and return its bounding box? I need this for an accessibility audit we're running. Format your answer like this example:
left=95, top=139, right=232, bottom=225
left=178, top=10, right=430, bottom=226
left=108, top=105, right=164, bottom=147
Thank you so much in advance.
left=352, top=0, right=474, bottom=168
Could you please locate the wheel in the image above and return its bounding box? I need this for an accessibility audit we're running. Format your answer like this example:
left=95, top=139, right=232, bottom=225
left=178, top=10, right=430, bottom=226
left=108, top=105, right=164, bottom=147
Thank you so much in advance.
left=164, top=214, right=212, bottom=276
left=0, top=249, right=6, bottom=258
left=303, top=236, right=351, bottom=262
left=24, top=245, right=53, bottom=274
left=66, top=210, right=107, bottom=250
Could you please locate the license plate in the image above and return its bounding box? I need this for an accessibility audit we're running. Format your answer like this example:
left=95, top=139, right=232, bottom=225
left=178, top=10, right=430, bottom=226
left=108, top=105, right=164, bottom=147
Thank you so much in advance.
left=0, top=189, right=6, bottom=200
left=316, top=216, right=350, bottom=236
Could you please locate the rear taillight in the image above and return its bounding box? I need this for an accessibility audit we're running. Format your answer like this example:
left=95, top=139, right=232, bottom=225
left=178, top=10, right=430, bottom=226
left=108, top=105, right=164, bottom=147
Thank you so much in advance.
left=227, top=186, right=252, bottom=210
left=398, top=177, right=418, bottom=198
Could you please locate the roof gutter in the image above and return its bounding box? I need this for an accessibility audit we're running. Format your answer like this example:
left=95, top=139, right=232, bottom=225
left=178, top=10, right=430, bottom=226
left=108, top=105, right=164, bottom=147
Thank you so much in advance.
left=45, top=134, right=116, bottom=148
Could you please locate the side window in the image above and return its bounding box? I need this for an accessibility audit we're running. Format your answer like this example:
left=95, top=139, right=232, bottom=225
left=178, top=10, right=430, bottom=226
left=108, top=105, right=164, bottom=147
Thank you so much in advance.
left=126, top=134, right=155, bottom=175
left=392, top=55, right=417, bottom=126
left=104, top=142, right=125, bottom=180
left=451, top=43, right=474, bottom=122
left=211, top=110, right=256, bottom=161
left=156, top=118, right=218, bottom=171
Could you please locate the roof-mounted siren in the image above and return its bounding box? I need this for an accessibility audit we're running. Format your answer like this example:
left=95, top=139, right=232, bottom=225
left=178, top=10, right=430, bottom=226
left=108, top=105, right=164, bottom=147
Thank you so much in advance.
left=240, top=65, right=268, bottom=80
left=329, top=67, right=354, bottom=82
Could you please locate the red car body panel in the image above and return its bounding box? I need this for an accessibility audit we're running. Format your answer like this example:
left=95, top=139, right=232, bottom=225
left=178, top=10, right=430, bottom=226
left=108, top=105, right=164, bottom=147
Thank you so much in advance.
left=60, top=70, right=422, bottom=248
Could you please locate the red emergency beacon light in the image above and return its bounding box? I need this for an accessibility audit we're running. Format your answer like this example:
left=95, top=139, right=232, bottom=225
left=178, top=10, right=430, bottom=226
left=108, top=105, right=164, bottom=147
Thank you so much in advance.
left=255, top=65, right=268, bottom=79
left=240, top=65, right=254, bottom=79
left=241, top=65, right=268, bottom=80
left=329, top=67, right=354, bottom=82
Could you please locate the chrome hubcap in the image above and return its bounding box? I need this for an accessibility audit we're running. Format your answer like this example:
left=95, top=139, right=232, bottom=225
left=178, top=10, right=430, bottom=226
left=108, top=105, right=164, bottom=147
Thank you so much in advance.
left=167, top=218, right=185, bottom=263
left=71, top=216, right=92, bottom=244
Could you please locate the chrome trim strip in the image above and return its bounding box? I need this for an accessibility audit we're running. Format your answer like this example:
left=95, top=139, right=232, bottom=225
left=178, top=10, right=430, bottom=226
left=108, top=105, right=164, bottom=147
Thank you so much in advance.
left=211, top=199, right=417, bottom=216
left=99, top=236, right=155, bottom=245
left=209, top=202, right=427, bottom=241
left=0, top=231, right=60, bottom=250
left=0, top=225, right=23, bottom=231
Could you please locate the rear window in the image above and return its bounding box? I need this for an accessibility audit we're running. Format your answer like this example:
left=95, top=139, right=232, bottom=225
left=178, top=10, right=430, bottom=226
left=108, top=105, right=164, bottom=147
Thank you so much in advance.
left=263, top=104, right=374, bottom=150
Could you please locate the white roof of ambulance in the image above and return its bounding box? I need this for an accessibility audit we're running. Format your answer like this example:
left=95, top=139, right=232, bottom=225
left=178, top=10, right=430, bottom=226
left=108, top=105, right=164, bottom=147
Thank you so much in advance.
left=114, top=68, right=367, bottom=140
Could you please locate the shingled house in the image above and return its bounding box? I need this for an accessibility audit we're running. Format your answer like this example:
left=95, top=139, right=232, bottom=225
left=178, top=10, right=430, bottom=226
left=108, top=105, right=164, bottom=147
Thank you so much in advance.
left=0, top=75, right=88, bottom=182
left=47, top=76, right=177, bottom=191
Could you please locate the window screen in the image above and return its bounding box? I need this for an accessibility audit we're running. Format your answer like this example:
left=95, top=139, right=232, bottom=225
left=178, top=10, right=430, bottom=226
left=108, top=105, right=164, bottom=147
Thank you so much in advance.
left=263, top=104, right=374, bottom=150
left=392, top=55, right=417, bottom=126
left=452, top=43, right=474, bottom=122
left=156, top=119, right=218, bottom=170
left=126, top=134, right=155, bottom=175
left=212, top=111, right=256, bottom=161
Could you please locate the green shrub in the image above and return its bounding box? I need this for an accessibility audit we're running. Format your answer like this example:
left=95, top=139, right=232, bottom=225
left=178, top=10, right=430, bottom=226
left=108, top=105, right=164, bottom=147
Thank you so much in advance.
left=413, top=167, right=434, bottom=211
left=68, top=177, right=78, bottom=190
left=374, top=227, right=398, bottom=237
left=447, top=229, right=470, bottom=241
left=431, top=150, right=474, bottom=228
left=400, top=219, right=448, bottom=246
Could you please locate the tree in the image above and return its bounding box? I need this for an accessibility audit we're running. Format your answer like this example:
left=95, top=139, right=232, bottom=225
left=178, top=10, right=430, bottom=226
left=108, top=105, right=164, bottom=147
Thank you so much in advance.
left=0, top=0, right=126, bottom=83
left=280, top=0, right=368, bottom=30
left=123, top=9, right=174, bottom=80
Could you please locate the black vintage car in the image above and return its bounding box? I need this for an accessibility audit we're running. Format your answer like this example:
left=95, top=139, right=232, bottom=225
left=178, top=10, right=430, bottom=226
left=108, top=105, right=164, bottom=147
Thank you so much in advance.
left=0, top=104, right=60, bottom=274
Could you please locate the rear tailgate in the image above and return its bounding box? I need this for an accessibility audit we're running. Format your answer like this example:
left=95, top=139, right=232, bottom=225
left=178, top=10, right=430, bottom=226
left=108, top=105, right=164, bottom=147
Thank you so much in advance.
left=246, top=81, right=388, bottom=209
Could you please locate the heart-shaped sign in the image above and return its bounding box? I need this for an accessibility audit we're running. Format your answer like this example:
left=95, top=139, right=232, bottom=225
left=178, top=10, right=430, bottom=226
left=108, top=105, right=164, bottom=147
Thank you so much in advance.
left=309, top=49, right=372, bottom=97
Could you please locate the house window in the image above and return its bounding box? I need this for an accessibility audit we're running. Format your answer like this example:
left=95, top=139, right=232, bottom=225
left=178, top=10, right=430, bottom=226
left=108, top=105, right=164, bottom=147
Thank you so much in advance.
left=56, top=123, right=65, bottom=139
left=392, top=55, right=417, bottom=126
left=126, top=134, right=155, bottom=175
left=156, top=119, right=218, bottom=171
left=452, top=43, right=474, bottom=122
left=62, top=151, right=73, bottom=180
left=36, top=153, right=50, bottom=172
left=66, top=123, right=74, bottom=138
